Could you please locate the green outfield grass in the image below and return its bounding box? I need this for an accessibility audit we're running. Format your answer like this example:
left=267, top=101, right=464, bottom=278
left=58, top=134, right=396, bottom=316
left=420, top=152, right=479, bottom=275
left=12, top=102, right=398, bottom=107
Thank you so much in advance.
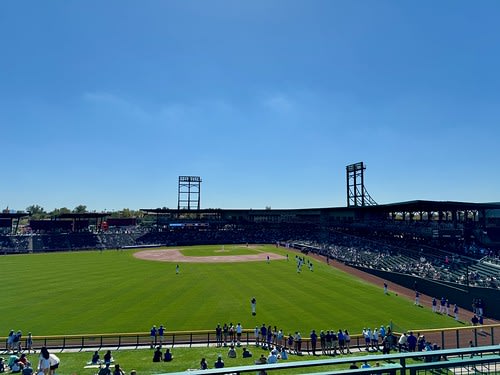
left=1, top=244, right=461, bottom=336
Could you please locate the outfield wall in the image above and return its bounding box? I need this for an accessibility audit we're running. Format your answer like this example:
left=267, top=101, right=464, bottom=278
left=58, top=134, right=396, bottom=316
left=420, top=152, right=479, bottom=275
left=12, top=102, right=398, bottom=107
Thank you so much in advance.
left=352, top=265, right=500, bottom=320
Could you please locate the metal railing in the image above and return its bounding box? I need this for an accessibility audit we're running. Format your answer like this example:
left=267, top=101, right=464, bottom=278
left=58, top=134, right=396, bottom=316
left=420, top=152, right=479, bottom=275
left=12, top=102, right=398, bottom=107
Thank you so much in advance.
left=2, top=324, right=499, bottom=353
left=161, top=345, right=500, bottom=375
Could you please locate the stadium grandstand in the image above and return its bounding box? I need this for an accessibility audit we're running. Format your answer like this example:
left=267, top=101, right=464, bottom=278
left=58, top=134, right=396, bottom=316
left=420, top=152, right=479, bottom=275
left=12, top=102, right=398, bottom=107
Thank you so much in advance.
left=1, top=167, right=500, bottom=319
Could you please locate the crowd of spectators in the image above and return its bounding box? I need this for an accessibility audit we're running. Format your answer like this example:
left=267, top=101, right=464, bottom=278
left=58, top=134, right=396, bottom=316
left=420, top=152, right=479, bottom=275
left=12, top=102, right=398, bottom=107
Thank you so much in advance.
left=287, top=227, right=499, bottom=289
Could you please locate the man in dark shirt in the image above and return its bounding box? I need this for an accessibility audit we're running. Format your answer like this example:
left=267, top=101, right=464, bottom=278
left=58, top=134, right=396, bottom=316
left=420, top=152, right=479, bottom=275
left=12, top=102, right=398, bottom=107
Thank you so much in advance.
left=214, top=355, right=224, bottom=368
left=310, top=330, right=318, bottom=356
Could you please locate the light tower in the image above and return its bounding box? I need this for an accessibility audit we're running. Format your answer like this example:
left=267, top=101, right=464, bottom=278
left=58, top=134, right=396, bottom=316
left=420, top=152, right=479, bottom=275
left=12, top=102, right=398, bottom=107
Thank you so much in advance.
left=346, top=162, right=377, bottom=207
left=177, top=176, right=202, bottom=210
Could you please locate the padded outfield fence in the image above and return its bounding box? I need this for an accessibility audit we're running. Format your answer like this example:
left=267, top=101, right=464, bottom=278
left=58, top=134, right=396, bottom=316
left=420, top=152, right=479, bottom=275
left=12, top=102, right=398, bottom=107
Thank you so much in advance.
left=2, top=324, right=499, bottom=352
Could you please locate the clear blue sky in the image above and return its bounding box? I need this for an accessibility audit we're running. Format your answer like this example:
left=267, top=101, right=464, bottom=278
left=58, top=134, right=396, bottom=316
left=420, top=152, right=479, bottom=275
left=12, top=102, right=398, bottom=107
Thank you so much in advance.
left=1, top=1, right=499, bottom=212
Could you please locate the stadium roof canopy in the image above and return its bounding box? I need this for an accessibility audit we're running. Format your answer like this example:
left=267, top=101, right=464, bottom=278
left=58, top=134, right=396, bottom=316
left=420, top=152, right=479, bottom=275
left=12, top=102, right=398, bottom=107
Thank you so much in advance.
left=141, top=200, right=500, bottom=215
left=56, top=212, right=110, bottom=219
left=357, top=200, right=500, bottom=212
left=0, top=212, right=30, bottom=219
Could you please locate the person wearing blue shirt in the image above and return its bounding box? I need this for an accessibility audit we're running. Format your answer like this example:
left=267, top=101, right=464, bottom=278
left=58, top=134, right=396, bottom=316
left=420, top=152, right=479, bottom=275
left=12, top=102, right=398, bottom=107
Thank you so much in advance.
left=158, top=325, right=165, bottom=346
left=150, top=326, right=157, bottom=348
left=163, top=349, right=172, bottom=362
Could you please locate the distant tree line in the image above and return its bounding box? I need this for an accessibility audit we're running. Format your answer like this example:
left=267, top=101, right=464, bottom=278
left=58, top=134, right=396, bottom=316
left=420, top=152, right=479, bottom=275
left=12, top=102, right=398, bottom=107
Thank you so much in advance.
left=25, top=204, right=144, bottom=220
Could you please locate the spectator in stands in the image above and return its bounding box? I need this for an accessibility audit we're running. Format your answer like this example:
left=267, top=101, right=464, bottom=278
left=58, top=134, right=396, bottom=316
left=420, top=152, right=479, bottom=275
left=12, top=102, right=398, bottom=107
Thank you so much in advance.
left=381, top=334, right=391, bottom=355
left=97, top=363, right=111, bottom=375
left=12, top=331, right=22, bottom=353
left=214, top=355, right=224, bottom=368
left=158, top=325, right=165, bottom=346
left=407, top=332, right=417, bottom=352
left=227, top=345, right=236, bottom=358
left=371, top=328, right=379, bottom=351
left=398, top=333, right=408, bottom=352
left=152, top=347, right=162, bottom=362
left=361, top=361, right=371, bottom=369
left=199, top=358, right=208, bottom=370
left=11, top=359, right=23, bottom=373
left=280, top=347, right=288, bottom=360
left=38, top=347, right=50, bottom=375
left=48, top=353, right=60, bottom=375
left=216, top=324, right=223, bottom=347
left=310, top=330, right=318, bottom=355
left=344, top=330, right=352, bottom=354
left=0, top=357, right=5, bottom=373
left=294, top=332, right=302, bottom=355
left=17, top=354, right=29, bottom=371
left=255, top=354, right=267, bottom=365
left=150, top=326, right=157, bottom=348
left=103, top=351, right=113, bottom=365
left=471, top=315, right=479, bottom=326
left=7, top=330, right=15, bottom=352
left=417, top=335, right=426, bottom=352
left=236, top=323, right=243, bottom=346
left=163, top=349, right=172, bottom=362
left=242, top=348, right=252, bottom=358
left=363, top=328, right=371, bottom=351
left=21, top=362, right=33, bottom=375
left=113, top=364, right=125, bottom=375
left=91, top=351, right=100, bottom=365
left=267, top=349, right=278, bottom=364
left=25, top=333, right=33, bottom=354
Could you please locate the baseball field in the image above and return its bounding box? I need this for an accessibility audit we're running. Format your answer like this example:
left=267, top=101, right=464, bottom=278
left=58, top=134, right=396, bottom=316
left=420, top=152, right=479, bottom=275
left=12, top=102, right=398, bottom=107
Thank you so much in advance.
left=1, top=244, right=461, bottom=336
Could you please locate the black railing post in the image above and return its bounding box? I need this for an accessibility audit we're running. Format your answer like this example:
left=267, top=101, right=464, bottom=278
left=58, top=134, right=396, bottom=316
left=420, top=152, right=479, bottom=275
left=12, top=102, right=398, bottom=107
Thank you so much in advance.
left=456, top=329, right=460, bottom=349
left=441, top=330, right=445, bottom=349
left=399, top=357, right=406, bottom=375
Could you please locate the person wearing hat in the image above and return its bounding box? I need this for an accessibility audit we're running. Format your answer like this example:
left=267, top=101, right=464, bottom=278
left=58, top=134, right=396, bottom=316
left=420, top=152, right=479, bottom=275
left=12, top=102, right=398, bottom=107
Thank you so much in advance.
left=150, top=325, right=157, bottom=348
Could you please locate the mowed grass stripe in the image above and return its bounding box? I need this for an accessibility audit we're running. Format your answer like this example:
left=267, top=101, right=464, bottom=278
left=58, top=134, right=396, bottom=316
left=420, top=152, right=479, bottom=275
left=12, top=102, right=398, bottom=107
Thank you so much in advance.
left=1, top=245, right=460, bottom=336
